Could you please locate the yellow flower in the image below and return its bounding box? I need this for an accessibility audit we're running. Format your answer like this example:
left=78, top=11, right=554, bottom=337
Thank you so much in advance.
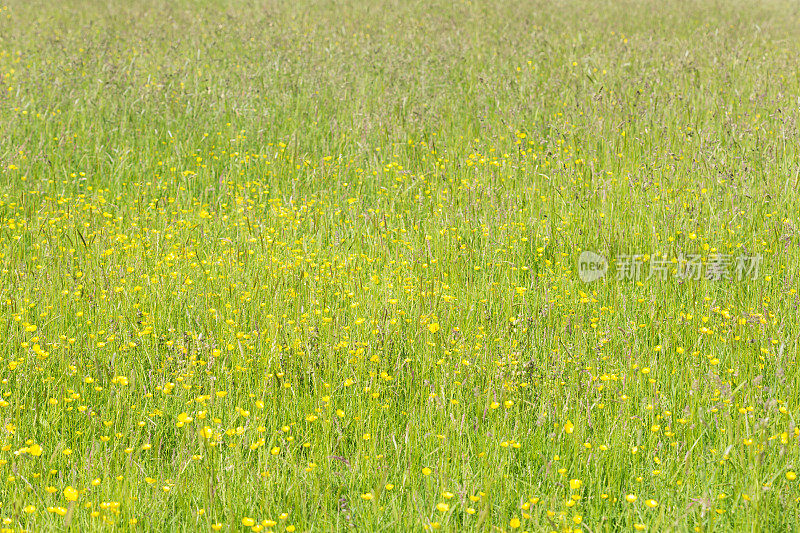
left=787, top=471, right=797, bottom=481
left=626, top=494, right=637, bottom=503
left=422, top=467, right=432, bottom=476
left=569, top=479, right=582, bottom=490
left=564, top=420, right=574, bottom=434
left=63, top=486, right=79, bottom=502
left=436, top=502, right=449, bottom=512
left=361, top=493, right=374, bottom=500
left=176, top=412, right=193, bottom=427
left=645, top=499, right=658, bottom=508
left=242, top=517, right=255, bottom=527
left=427, top=323, right=440, bottom=333
left=28, top=444, right=42, bottom=457
left=509, top=517, right=521, bottom=528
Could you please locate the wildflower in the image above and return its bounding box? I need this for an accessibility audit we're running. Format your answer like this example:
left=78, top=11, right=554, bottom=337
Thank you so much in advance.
left=64, top=486, right=79, bottom=502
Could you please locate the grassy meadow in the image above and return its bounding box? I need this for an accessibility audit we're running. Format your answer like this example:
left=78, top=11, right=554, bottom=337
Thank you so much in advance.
left=2, top=0, right=800, bottom=530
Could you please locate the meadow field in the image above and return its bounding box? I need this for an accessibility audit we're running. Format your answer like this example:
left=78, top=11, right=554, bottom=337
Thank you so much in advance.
left=1, top=0, right=800, bottom=530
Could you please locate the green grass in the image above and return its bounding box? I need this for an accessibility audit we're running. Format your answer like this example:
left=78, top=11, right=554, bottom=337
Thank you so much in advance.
left=1, top=0, right=800, bottom=531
